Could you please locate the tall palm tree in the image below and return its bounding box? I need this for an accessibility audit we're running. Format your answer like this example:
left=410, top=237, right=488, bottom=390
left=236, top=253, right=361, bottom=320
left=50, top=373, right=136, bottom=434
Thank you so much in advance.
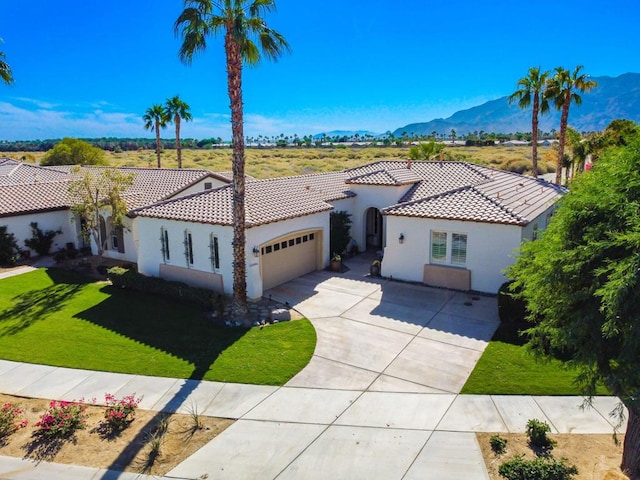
left=0, top=40, right=14, bottom=85
left=143, top=104, right=168, bottom=168
left=175, top=0, right=290, bottom=316
left=164, top=95, right=192, bottom=169
left=508, top=67, right=550, bottom=178
left=547, top=65, right=597, bottom=184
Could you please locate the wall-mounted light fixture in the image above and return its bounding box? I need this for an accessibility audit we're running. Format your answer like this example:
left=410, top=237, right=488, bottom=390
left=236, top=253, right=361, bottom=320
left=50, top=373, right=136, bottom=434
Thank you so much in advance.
left=253, top=246, right=260, bottom=257
left=399, top=233, right=405, bottom=244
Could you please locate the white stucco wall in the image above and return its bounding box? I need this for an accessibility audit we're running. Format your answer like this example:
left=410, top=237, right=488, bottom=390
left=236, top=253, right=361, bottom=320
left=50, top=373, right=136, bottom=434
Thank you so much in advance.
left=347, top=184, right=413, bottom=251
left=136, top=216, right=233, bottom=291
left=168, top=177, right=229, bottom=199
left=381, top=215, right=523, bottom=293
left=1, top=210, right=78, bottom=257
left=136, top=210, right=329, bottom=300
left=246, top=211, right=330, bottom=299
left=99, top=216, right=138, bottom=263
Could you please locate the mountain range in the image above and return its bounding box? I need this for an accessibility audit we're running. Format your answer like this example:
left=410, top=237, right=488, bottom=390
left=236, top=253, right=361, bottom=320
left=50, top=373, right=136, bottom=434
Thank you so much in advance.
left=392, top=72, right=640, bottom=137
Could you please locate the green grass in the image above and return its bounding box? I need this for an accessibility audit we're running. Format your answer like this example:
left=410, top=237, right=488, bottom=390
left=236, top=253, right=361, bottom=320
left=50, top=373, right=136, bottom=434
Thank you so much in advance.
left=0, top=269, right=316, bottom=385
left=461, top=322, right=609, bottom=395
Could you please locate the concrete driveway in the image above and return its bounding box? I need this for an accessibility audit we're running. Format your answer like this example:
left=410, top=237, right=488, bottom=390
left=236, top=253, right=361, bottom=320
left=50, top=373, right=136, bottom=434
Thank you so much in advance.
left=270, top=257, right=500, bottom=394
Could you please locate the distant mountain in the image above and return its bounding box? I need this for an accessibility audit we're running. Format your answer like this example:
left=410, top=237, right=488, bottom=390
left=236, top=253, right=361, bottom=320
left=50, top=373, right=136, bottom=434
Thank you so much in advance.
left=393, top=73, right=640, bottom=137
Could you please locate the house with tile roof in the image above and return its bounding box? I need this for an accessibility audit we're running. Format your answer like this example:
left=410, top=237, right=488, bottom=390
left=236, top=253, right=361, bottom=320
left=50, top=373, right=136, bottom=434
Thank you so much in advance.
left=1, top=157, right=565, bottom=298
left=132, top=160, right=565, bottom=298
left=0, top=158, right=228, bottom=261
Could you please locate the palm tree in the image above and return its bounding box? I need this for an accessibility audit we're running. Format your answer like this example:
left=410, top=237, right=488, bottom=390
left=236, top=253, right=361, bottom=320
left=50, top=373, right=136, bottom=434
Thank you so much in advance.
left=175, top=0, right=290, bottom=317
left=143, top=104, right=168, bottom=168
left=547, top=65, right=597, bottom=184
left=164, top=95, right=192, bottom=169
left=508, top=67, right=550, bottom=178
left=0, top=39, right=14, bottom=85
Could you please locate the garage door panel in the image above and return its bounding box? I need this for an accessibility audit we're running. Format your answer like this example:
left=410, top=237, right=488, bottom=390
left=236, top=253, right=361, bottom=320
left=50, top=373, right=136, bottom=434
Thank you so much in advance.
left=262, top=232, right=318, bottom=290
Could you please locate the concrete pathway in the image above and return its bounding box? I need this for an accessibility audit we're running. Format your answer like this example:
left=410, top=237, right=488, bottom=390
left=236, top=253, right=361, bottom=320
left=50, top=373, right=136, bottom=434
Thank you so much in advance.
left=0, top=255, right=626, bottom=479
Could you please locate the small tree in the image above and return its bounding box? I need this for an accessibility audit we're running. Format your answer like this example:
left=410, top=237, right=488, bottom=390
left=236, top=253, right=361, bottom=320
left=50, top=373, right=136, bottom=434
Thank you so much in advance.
left=41, top=138, right=106, bottom=166
left=67, top=168, right=135, bottom=256
left=329, top=211, right=352, bottom=258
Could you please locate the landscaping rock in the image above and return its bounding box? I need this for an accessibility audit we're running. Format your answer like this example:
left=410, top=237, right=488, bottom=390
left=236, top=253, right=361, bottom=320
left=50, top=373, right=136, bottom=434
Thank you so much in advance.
left=271, top=308, right=291, bottom=321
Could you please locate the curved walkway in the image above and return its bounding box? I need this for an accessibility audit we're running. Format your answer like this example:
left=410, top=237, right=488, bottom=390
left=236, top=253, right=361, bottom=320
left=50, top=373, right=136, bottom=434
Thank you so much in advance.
left=0, top=256, right=625, bottom=479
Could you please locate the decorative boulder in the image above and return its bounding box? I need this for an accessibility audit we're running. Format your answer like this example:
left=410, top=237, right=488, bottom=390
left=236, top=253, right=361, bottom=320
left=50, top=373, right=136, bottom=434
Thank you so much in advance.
left=271, top=308, right=291, bottom=322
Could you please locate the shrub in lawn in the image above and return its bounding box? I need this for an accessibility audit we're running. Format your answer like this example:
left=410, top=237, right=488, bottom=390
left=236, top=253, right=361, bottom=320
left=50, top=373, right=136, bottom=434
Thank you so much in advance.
left=35, top=400, right=88, bottom=438
left=104, top=393, right=142, bottom=431
left=526, top=418, right=556, bottom=449
left=490, top=434, right=508, bottom=454
left=498, top=454, right=578, bottom=480
left=0, top=403, right=28, bottom=438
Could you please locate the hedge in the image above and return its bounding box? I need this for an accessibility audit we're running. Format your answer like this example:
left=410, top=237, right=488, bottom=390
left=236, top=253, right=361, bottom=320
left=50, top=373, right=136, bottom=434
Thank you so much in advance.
left=107, top=266, right=220, bottom=309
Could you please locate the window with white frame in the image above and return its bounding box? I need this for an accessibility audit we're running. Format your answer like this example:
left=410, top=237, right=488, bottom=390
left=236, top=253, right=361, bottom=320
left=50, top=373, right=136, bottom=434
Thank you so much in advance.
left=160, top=227, right=170, bottom=262
left=431, top=230, right=468, bottom=266
left=184, top=230, right=194, bottom=266
left=209, top=233, right=220, bottom=271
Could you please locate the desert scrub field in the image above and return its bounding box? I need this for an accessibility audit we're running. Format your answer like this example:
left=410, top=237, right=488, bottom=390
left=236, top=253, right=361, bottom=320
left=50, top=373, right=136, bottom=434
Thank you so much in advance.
left=3, top=145, right=555, bottom=179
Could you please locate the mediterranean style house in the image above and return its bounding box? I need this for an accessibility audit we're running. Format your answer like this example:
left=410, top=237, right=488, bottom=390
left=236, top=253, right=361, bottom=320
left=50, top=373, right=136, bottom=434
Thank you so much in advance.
left=0, top=157, right=565, bottom=299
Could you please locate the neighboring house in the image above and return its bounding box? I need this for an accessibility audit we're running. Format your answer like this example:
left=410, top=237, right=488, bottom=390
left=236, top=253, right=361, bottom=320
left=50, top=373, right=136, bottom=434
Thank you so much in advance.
left=0, top=158, right=229, bottom=260
left=1, top=157, right=565, bottom=298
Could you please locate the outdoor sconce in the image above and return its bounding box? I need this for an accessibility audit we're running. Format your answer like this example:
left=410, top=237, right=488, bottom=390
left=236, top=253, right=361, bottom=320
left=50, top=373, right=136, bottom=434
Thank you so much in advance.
left=399, top=233, right=405, bottom=244
left=253, top=246, right=260, bottom=257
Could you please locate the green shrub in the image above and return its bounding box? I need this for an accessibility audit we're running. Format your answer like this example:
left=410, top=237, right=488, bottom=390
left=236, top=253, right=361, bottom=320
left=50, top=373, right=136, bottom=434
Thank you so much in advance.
left=0, top=226, right=21, bottom=266
left=498, top=281, right=528, bottom=324
left=107, top=267, right=221, bottom=309
left=498, top=455, right=578, bottom=480
left=490, top=434, right=508, bottom=454
left=24, top=222, right=61, bottom=256
left=526, top=418, right=556, bottom=449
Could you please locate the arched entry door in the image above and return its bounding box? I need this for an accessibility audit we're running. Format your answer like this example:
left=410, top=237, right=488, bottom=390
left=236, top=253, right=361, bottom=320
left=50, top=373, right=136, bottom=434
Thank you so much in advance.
left=365, top=207, right=383, bottom=251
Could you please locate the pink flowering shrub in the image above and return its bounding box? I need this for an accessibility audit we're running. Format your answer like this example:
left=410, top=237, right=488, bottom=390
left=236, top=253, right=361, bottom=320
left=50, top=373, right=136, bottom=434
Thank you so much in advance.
left=35, top=400, right=87, bottom=438
left=0, top=403, right=28, bottom=437
left=104, top=393, right=141, bottom=431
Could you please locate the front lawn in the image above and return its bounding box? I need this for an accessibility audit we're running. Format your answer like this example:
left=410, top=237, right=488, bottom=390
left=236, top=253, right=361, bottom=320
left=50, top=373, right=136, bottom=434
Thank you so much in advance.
left=0, top=269, right=316, bottom=385
left=461, top=321, right=609, bottom=395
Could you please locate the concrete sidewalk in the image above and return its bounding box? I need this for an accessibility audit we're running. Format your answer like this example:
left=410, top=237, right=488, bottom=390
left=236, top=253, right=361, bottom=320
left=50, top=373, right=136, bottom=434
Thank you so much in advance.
left=0, top=257, right=626, bottom=479
left=0, top=365, right=624, bottom=479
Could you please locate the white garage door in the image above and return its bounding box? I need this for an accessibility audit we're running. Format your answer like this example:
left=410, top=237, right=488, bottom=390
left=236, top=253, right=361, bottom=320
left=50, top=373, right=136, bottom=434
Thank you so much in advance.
left=261, top=231, right=319, bottom=290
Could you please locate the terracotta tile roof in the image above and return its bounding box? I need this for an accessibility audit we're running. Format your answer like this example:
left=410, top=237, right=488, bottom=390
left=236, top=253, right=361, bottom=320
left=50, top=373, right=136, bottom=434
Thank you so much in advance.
left=382, top=163, right=566, bottom=225
left=134, top=171, right=351, bottom=227
left=0, top=181, right=72, bottom=217
left=67, top=166, right=217, bottom=209
left=0, top=158, right=69, bottom=186
left=0, top=162, right=224, bottom=216
left=346, top=167, right=422, bottom=186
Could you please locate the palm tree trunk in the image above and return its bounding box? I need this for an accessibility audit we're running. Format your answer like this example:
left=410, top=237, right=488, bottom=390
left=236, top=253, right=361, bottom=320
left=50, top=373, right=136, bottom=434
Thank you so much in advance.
left=175, top=115, right=182, bottom=169
left=555, top=93, right=570, bottom=184
left=155, top=123, right=162, bottom=169
left=531, top=94, right=539, bottom=178
left=622, top=405, right=640, bottom=479
left=226, top=32, right=248, bottom=318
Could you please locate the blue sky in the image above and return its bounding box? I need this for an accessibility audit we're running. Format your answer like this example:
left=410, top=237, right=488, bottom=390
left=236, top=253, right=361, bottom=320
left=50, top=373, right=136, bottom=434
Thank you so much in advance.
left=1, top=0, right=639, bottom=141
